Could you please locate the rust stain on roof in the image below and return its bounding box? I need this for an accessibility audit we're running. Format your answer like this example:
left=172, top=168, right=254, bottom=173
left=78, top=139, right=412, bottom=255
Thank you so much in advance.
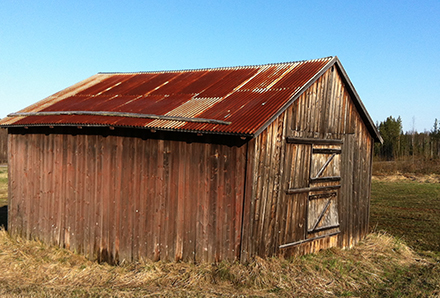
left=1, top=57, right=336, bottom=136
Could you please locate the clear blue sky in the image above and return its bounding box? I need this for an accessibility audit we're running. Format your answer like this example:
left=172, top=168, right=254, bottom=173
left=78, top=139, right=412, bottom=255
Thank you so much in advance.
left=1, top=0, right=439, bottom=132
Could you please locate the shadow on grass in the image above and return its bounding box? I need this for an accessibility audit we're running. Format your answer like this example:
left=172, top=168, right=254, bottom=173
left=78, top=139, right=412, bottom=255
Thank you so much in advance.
left=0, top=205, right=7, bottom=230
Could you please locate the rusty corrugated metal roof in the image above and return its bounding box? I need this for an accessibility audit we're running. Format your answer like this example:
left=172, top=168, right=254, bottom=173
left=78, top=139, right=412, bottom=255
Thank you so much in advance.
left=1, top=56, right=357, bottom=137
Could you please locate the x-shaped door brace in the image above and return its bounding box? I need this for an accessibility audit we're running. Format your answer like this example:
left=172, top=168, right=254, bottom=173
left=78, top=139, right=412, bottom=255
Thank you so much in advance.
left=308, top=198, right=332, bottom=233
left=314, top=153, right=336, bottom=178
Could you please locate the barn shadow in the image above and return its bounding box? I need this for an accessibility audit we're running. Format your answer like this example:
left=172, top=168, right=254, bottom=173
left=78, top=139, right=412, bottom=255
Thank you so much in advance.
left=0, top=206, right=7, bottom=230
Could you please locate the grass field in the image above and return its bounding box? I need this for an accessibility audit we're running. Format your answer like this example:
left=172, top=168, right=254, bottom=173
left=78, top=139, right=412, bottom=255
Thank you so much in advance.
left=0, top=167, right=439, bottom=297
left=370, top=178, right=440, bottom=254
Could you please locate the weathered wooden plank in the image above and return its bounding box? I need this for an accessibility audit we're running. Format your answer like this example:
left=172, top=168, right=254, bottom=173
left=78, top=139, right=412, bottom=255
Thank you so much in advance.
left=75, top=135, right=85, bottom=254
left=365, top=137, right=374, bottom=240
left=234, top=146, right=246, bottom=260
left=347, top=135, right=355, bottom=248
left=59, top=135, right=68, bottom=248
left=277, top=142, right=291, bottom=248
left=129, top=137, right=139, bottom=261
left=309, top=192, right=337, bottom=201
left=70, top=135, right=79, bottom=252
left=183, top=142, right=195, bottom=262
left=310, top=176, right=341, bottom=183
left=335, top=72, right=344, bottom=136
left=310, top=78, right=319, bottom=134
left=313, top=76, right=323, bottom=136
left=267, top=116, right=284, bottom=256
left=161, top=140, right=173, bottom=261
left=117, top=137, right=129, bottom=261
left=98, top=135, right=110, bottom=261
left=252, top=129, right=266, bottom=256
left=169, top=141, right=179, bottom=262
left=240, top=138, right=256, bottom=263
left=273, top=112, right=288, bottom=256
left=208, top=144, right=219, bottom=262
left=286, top=185, right=341, bottom=194
left=286, top=137, right=343, bottom=145
left=312, top=148, right=342, bottom=154
left=258, top=120, right=275, bottom=257
left=113, top=136, right=123, bottom=262
left=217, top=145, right=226, bottom=262
left=26, top=135, right=37, bottom=243
left=199, top=143, right=210, bottom=262
left=7, top=134, right=15, bottom=234
left=352, top=120, right=360, bottom=246
left=309, top=224, right=340, bottom=233
left=225, top=146, right=234, bottom=260
left=279, top=231, right=340, bottom=249
left=151, top=139, right=161, bottom=261
left=152, top=139, right=162, bottom=261
left=144, top=139, right=154, bottom=261
left=20, top=133, right=28, bottom=237
left=94, top=135, right=102, bottom=260
left=319, top=69, right=329, bottom=136
left=86, top=135, right=96, bottom=259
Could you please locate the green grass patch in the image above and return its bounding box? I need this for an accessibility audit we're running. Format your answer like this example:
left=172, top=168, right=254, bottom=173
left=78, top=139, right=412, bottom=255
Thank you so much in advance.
left=370, top=180, right=440, bottom=253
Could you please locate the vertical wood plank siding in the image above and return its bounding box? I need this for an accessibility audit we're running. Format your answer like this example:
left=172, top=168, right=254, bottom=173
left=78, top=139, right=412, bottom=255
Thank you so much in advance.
left=8, top=133, right=246, bottom=263
left=241, top=66, right=374, bottom=261
left=0, top=129, right=7, bottom=163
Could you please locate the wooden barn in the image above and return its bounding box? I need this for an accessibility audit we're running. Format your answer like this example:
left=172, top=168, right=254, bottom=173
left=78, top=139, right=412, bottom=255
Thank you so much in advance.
left=0, top=56, right=382, bottom=263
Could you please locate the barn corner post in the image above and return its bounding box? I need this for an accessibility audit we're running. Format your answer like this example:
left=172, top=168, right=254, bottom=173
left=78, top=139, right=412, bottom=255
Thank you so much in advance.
left=0, top=56, right=381, bottom=263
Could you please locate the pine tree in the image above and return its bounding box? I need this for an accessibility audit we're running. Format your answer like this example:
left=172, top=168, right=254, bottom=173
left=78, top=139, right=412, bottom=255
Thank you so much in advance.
left=377, top=116, right=402, bottom=160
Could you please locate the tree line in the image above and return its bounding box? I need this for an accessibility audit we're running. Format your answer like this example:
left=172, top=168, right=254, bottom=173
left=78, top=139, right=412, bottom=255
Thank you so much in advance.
left=374, top=116, right=440, bottom=160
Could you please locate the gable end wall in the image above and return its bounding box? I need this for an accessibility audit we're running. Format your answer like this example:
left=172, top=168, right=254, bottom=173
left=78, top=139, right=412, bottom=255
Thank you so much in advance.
left=240, top=66, right=374, bottom=261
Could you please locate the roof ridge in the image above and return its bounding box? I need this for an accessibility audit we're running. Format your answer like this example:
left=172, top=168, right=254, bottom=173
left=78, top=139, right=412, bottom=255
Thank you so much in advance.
left=98, top=56, right=335, bottom=75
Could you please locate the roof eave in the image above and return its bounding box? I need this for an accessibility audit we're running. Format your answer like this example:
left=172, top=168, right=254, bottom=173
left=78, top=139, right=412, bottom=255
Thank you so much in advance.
left=0, top=122, right=254, bottom=139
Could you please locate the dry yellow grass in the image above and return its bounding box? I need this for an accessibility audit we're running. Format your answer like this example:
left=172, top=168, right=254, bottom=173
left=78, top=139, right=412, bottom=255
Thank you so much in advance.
left=0, top=229, right=436, bottom=297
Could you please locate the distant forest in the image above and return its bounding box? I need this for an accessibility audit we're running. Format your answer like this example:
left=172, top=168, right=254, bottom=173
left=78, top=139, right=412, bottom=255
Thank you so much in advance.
left=375, top=116, right=440, bottom=161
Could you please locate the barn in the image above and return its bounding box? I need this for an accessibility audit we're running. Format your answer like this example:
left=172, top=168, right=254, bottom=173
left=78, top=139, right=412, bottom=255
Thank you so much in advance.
left=0, top=56, right=382, bottom=263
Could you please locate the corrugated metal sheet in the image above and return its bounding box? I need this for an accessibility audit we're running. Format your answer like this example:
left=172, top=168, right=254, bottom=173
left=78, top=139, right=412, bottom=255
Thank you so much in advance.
left=0, top=57, right=335, bottom=136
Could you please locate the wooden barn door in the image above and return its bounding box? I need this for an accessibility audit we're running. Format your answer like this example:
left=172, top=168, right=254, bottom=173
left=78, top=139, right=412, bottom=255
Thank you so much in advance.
left=307, top=145, right=341, bottom=238
left=280, top=137, right=342, bottom=249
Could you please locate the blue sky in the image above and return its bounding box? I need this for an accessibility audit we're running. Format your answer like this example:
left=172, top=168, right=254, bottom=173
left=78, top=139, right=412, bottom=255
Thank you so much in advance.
left=1, top=0, right=439, bottom=132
